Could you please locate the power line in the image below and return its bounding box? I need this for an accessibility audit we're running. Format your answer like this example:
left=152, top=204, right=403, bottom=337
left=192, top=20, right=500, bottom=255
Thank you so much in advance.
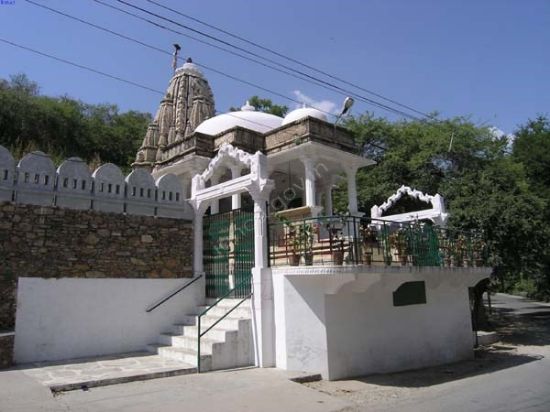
left=90, top=0, right=347, bottom=110
left=23, top=0, right=336, bottom=119
left=93, top=0, right=422, bottom=120
left=112, top=0, right=422, bottom=120
left=0, top=36, right=341, bottom=148
left=145, top=0, right=433, bottom=119
left=0, top=37, right=163, bottom=95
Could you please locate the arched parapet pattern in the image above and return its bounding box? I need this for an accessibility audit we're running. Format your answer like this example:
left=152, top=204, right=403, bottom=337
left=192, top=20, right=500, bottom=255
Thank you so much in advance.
left=156, top=173, right=192, bottom=219
left=0, top=145, right=15, bottom=202
left=0, top=146, right=191, bottom=219
left=370, top=185, right=448, bottom=226
left=56, top=157, right=93, bottom=210
left=92, top=163, right=125, bottom=213
left=16, top=151, right=56, bottom=206
left=125, top=168, right=157, bottom=216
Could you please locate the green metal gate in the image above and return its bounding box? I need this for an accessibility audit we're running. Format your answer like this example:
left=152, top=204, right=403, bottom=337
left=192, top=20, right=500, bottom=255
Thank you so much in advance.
left=203, top=209, right=254, bottom=298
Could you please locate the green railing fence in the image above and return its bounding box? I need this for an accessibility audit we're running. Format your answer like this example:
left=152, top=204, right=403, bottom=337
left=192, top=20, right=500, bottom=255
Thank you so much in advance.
left=268, top=215, right=490, bottom=268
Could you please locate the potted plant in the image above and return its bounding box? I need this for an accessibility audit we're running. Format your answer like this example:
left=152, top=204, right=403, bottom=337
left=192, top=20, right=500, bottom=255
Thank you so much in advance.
left=390, top=229, right=409, bottom=266
left=452, top=234, right=466, bottom=267
left=278, top=216, right=300, bottom=266
left=326, top=218, right=345, bottom=265
left=298, top=223, right=315, bottom=266
left=472, top=237, right=486, bottom=267
left=361, top=225, right=378, bottom=265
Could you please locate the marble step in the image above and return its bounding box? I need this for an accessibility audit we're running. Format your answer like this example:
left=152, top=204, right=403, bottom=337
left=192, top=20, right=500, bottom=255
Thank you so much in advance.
left=147, top=344, right=212, bottom=371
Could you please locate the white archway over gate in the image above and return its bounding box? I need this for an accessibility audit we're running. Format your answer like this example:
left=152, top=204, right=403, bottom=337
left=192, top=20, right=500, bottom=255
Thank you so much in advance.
left=189, top=143, right=274, bottom=273
left=370, top=185, right=449, bottom=226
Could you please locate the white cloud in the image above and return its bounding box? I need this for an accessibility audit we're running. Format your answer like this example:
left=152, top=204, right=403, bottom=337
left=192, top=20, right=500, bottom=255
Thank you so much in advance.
left=292, top=90, right=338, bottom=115
left=489, top=126, right=516, bottom=148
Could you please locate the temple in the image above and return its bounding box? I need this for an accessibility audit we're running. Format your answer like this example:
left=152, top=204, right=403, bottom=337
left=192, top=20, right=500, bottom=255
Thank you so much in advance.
left=4, top=57, right=491, bottom=382
left=130, top=58, right=491, bottom=378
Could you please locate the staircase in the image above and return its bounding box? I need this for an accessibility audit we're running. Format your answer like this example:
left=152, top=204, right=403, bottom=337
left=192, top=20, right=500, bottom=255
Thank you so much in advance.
left=147, top=298, right=255, bottom=372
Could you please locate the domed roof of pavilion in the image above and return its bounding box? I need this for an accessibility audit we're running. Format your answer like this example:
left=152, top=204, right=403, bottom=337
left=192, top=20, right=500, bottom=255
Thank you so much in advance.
left=195, top=101, right=283, bottom=136
left=282, top=106, right=328, bottom=125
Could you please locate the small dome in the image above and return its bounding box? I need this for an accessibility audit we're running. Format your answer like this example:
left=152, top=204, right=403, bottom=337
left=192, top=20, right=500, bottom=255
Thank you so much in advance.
left=175, top=58, right=203, bottom=77
left=195, top=101, right=283, bottom=135
left=282, top=106, right=328, bottom=125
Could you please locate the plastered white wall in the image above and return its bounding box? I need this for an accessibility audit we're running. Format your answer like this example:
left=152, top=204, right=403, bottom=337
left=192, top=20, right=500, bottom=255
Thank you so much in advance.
left=325, top=276, right=473, bottom=379
left=14, top=277, right=203, bottom=363
left=273, top=267, right=489, bottom=380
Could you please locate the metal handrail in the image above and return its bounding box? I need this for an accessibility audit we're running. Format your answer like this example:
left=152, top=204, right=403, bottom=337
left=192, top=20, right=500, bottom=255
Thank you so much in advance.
left=197, top=280, right=253, bottom=372
left=145, top=274, right=203, bottom=313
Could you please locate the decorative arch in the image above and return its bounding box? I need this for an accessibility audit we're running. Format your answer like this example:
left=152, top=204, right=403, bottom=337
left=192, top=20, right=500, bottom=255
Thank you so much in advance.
left=190, top=143, right=272, bottom=212
left=189, top=143, right=274, bottom=277
left=199, top=143, right=255, bottom=183
left=371, top=185, right=449, bottom=226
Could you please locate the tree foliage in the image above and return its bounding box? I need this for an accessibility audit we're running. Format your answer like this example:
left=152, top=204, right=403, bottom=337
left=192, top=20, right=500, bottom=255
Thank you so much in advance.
left=0, top=74, right=151, bottom=169
left=336, top=113, right=550, bottom=300
left=230, top=95, right=288, bottom=117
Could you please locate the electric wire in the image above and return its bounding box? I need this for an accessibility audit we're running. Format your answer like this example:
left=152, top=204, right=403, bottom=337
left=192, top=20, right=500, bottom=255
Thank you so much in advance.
left=0, top=37, right=352, bottom=150
left=92, top=0, right=422, bottom=120
left=112, top=0, right=422, bottom=120
left=0, top=37, right=163, bottom=95
left=23, top=0, right=338, bottom=119
left=90, top=0, right=349, bottom=111
left=144, top=0, right=433, bottom=119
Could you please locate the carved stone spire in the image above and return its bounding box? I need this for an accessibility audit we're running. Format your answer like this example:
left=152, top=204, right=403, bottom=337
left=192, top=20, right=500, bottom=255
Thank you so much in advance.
left=133, top=57, right=215, bottom=170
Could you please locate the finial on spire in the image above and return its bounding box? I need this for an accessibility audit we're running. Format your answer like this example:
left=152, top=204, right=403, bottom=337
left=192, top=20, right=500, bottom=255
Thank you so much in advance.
left=241, top=101, right=255, bottom=111
left=172, top=44, right=181, bottom=73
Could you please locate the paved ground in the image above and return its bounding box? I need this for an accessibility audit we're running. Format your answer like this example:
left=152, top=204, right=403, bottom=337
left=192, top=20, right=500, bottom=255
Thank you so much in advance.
left=1, top=293, right=548, bottom=412
left=19, top=352, right=195, bottom=392
left=0, top=367, right=350, bottom=412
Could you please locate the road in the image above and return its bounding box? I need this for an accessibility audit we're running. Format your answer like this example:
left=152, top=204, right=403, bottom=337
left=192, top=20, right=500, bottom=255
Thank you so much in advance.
left=306, top=293, right=550, bottom=412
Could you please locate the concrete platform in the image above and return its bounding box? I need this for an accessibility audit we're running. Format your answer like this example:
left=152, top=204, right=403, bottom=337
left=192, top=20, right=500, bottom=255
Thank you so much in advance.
left=18, top=352, right=196, bottom=392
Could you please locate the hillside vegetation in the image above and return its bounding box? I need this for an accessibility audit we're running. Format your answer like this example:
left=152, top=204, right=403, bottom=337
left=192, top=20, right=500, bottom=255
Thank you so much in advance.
left=0, top=74, right=150, bottom=170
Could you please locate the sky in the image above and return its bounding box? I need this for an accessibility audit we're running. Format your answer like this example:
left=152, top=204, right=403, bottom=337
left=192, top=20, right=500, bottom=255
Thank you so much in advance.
left=0, top=0, right=549, bottom=136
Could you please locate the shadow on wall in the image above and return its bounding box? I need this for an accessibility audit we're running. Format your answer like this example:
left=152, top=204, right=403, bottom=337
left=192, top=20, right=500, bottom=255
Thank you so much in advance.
left=0, top=280, right=16, bottom=331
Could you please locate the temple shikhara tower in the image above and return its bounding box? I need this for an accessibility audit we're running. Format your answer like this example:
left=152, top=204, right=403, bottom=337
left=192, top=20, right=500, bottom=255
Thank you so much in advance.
left=133, top=58, right=215, bottom=171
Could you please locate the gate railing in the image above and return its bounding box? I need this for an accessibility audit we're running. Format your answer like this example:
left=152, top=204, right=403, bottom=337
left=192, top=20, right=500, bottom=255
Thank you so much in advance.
left=196, top=279, right=253, bottom=373
left=268, top=215, right=490, bottom=268
left=203, top=208, right=254, bottom=299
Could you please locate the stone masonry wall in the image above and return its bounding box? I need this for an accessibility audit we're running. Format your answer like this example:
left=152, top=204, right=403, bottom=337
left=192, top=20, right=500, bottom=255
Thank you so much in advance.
left=0, top=202, right=193, bottom=330
left=0, top=333, right=14, bottom=369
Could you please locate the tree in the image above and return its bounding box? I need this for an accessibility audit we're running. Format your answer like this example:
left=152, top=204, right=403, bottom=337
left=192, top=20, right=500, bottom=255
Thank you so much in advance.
left=337, top=112, right=550, bottom=300
left=512, top=115, right=550, bottom=197
left=0, top=74, right=151, bottom=169
left=230, top=95, right=288, bottom=117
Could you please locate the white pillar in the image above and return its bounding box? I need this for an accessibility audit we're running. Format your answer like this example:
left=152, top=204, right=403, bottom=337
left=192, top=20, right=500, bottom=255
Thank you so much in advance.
left=251, top=194, right=274, bottom=367
left=325, top=184, right=333, bottom=216
left=346, top=166, right=358, bottom=215
left=210, top=175, right=219, bottom=214
left=253, top=198, right=268, bottom=269
left=302, top=158, right=316, bottom=208
left=231, top=165, right=242, bottom=210
left=193, top=207, right=206, bottom=275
